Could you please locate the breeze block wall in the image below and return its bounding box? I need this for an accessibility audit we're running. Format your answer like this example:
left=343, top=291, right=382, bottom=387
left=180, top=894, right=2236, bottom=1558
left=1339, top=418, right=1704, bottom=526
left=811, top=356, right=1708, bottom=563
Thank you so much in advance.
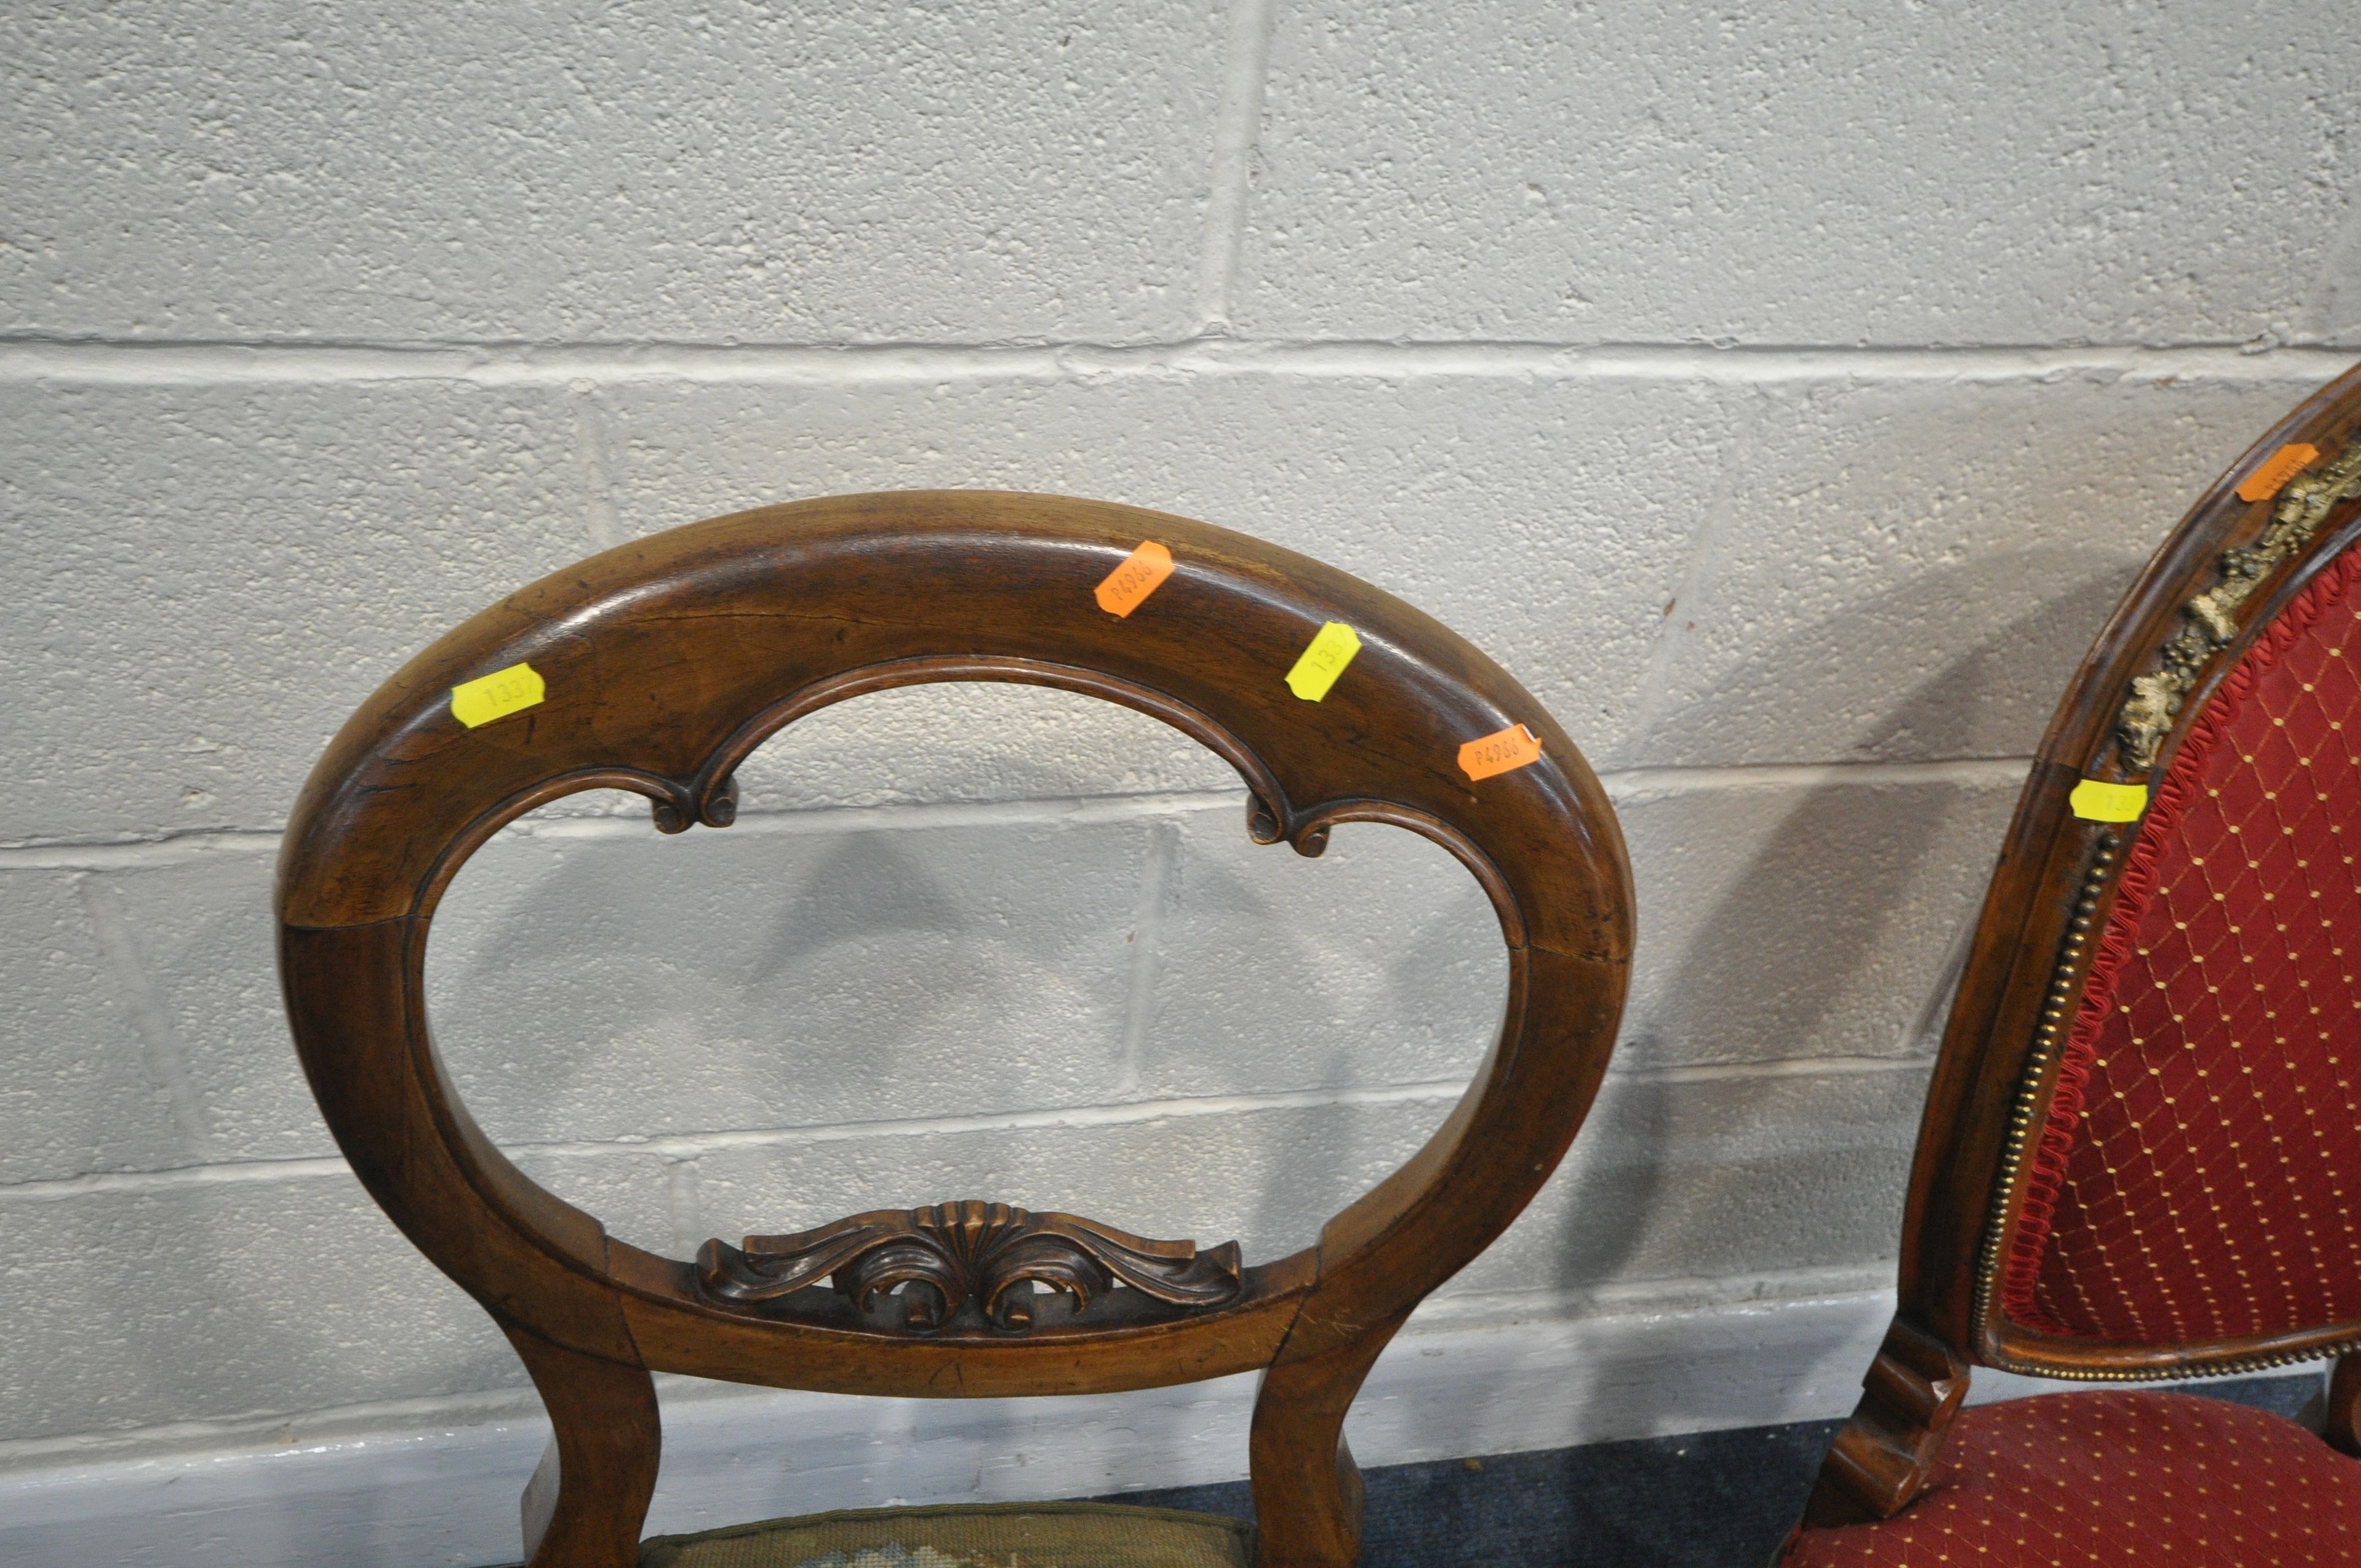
left=4, top=0, right=2359, bottom=1551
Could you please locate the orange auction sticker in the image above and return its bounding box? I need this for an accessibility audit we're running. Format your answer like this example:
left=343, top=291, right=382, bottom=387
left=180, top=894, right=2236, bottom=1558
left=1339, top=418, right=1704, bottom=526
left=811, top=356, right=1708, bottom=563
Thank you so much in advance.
left=2237, top=443, right=2319, bottom=503
left=1095, top=541, right=1175, bottom=617
left=1458, top=723, right=1543, bottom=781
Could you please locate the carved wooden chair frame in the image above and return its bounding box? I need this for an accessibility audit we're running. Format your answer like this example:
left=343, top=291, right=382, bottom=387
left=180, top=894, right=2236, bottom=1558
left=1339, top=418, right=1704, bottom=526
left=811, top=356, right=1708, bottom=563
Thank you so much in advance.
left=275, top=492, right=1634, bottom=1568
left=1805, top=367, right=2361, bottom=1526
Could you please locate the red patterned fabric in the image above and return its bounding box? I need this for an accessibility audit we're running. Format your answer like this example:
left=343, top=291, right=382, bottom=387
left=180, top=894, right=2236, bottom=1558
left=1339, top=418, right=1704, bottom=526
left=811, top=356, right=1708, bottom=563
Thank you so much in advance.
left=1784, top=1391, right=2361, bottom=1566
left=2000, top=543, right=2361, bottom=1344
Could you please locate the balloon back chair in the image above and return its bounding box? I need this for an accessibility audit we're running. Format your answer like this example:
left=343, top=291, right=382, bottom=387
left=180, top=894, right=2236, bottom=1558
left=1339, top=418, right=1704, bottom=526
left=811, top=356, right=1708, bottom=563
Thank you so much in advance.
left=1784, top=366, right=2361, bottom=1566
left=275, top=492, right=1633, bottom=1568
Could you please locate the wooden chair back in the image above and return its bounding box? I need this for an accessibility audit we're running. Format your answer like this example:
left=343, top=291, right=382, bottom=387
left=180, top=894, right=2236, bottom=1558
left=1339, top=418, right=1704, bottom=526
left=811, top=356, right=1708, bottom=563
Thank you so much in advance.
left=1809, top=366, right=2361, bottom=1524
left=275, top=491, right=1634, bottom=1567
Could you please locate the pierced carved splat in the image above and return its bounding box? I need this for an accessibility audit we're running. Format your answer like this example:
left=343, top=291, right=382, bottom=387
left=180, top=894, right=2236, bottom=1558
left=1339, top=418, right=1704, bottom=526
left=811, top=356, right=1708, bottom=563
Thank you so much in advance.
left=697, top=1200, right=1244, bottom=1331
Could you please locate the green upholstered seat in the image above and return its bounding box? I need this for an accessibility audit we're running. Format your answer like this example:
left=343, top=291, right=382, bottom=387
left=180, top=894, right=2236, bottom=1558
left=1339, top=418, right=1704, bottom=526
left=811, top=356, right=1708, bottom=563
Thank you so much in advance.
left=639, top=1502, right=1254, bottom=1568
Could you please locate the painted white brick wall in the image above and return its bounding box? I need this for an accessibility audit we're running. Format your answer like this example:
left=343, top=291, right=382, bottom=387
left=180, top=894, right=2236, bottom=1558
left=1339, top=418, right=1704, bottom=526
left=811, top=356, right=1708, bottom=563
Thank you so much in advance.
left=3, top=1, right=2357, bottom=1559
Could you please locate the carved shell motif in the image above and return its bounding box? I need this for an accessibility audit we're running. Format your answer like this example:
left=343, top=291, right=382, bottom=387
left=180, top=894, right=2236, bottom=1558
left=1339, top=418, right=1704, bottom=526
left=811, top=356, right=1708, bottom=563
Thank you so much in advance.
left=697, top=1200, right=1244, bottom=1331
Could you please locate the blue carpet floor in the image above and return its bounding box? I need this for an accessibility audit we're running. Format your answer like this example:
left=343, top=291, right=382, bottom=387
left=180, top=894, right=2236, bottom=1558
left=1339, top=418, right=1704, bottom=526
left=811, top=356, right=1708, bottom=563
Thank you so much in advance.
left=484, top=1371, right=2324, bottom=1567
left=1105, top=1372, right=2322, bottom=1568
left=1117, top=1417, right=1840, bottom=1568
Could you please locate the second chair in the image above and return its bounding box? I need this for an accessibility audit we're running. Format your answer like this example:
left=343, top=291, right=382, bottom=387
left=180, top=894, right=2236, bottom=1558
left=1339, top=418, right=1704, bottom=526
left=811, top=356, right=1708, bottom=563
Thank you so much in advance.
left=1785, top=367, right=2361, bottom=1565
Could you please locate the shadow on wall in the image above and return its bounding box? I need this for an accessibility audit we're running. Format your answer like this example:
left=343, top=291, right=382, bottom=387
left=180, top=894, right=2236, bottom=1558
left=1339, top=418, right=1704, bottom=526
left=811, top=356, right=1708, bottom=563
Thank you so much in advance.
left=1250, top=1041, right=1363, bottom=1268
left=1646, top=543, right=2148, bottom=766
left=1656, top=548, right=2139, bottom=1053
left=1149, top=815, right=1505, bottom=1261
left=742, top=827, right=974, bottom=1001
left=1549, top=1072, right=1677, bottom=1296
left=1533, top=546, right=2146, bottom=1312
left=427, top=824, right=998, bottom=1139
left=422, top=772, right=1510, bottom=1266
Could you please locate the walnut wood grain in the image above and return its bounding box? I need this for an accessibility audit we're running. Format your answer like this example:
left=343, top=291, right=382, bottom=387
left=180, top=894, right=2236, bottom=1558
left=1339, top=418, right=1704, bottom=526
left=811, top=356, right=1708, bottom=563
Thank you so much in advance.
left=503, top=1320, right=660, bottom=1568
left=1801, top=1315, right=1970, bottom=1526
left=274, top=492, right=1634, bottom=1566
left=2328, top=1352, right=2361, bottom=1458
left=1248, top=1313, right=1407, bottom=1568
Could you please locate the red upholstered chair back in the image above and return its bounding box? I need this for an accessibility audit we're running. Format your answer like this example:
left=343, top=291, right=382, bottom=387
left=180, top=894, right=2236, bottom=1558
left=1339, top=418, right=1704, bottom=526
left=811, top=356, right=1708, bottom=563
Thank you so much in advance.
left=2001, top=536, right=2361, bottom=1347
left=1801, top=363, right=2361, bottom=1526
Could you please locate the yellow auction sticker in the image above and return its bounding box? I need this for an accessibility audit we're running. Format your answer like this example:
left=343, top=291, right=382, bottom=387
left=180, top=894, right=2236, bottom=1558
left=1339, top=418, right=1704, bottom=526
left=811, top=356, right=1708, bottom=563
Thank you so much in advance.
left=2068, top=778, right=2148, bottom=823
left=450, top=661, right=546, bottom=729
left=1284, top=622, right=1362, bottom=701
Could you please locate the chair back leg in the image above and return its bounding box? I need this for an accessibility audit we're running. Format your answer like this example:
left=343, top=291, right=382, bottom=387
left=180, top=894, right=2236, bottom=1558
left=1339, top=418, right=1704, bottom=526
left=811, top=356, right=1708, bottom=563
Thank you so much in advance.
left=503, top=1321, right=662, bottom=1568
left=1247, top=1314, right=1406, bottom=1567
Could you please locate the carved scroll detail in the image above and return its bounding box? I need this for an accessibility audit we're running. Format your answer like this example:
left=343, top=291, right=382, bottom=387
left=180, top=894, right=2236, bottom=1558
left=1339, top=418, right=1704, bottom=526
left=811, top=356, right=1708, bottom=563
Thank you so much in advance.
left=651, top=774, right=738, bottom=834
left=696, top=1200, right=1244, bottom=1331
left=2117, top=438, right=2361, bottom=770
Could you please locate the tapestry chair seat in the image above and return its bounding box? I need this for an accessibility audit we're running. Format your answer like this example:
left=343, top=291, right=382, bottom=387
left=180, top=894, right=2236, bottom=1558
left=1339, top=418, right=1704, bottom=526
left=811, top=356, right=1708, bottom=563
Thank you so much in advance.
left=1781, top=369, right=2361, bottom=1565
left=640, top=1501, right=1254, bottom=1568
left=273, top=492, right=1633, bottom=1568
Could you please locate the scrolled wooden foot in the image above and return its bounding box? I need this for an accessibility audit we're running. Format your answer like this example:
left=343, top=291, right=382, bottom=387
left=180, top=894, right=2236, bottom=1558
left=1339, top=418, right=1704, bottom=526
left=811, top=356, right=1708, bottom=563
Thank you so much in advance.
left=1801, top=1314, right=1970, bottom=1527
left=1247, top=1316, right=1403, bottom=1567
left=2326, top=1351, right=2361, bottom=1458
left=502, top=1320, right=661, bottom=1568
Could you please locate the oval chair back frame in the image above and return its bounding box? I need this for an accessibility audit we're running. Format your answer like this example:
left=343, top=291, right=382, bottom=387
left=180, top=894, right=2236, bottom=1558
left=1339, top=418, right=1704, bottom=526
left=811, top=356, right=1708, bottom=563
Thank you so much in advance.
left=1804, top=364, right=2361, bottom=1526
left=275, top=492, right=1635, bottom=1568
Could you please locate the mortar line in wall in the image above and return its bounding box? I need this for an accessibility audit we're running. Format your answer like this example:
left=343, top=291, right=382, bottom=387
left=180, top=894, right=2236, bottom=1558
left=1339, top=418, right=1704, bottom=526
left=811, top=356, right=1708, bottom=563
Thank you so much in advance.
left=661, top=1154, right=706, bottom=1260
left=0, top=827, right=283, bottom=869
left=513, top=788, right=1247, bottom=843
left=1, top=337, right=2353, bottom=389
left=0, top=1267, right=1907, bottom=1471
left=0, top=1082, right=1473, bottom=1206
left=0, top=793, right=1244, bottom=867
left=0, top=1052, right=1927, bottom=1205
left=1598, top=755, right=2034, bottom=801
left=1193, top=0, right=1278, bottom=330
left=1611, top=1054, right=1931, bottom=1085
left=1402, top=1263, right=1900, bottom=1329
left=0, top=756, right=2034, bottom=865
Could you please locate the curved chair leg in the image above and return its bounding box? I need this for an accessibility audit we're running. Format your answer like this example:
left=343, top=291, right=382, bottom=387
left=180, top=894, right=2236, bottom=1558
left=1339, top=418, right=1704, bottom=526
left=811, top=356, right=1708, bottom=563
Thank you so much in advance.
left=2326, top=1351, right=2361, bottom=1457
left=1247, top=1316, right=1405, bottom=1568
left=502, top=1320, right=661, bottom=1568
